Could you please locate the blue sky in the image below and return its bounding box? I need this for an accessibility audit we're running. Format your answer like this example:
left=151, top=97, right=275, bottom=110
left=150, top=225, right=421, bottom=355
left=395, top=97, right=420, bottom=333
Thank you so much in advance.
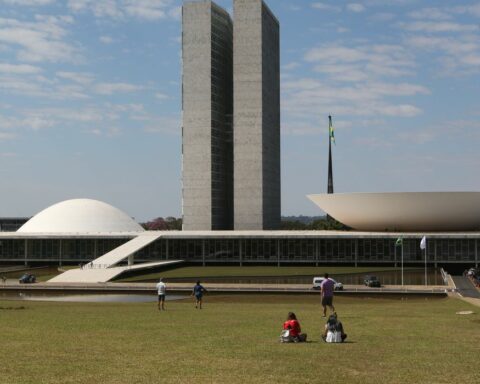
left=0, top=0, right=479, bottom=221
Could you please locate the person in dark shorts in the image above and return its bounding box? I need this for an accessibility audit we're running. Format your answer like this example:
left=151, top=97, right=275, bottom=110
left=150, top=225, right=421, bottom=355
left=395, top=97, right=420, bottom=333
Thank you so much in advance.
left=320, top=273, right=335, bottom=317
left=192, top=280, right=207, bottom=309
left=156, top=278, right=166, bottom=311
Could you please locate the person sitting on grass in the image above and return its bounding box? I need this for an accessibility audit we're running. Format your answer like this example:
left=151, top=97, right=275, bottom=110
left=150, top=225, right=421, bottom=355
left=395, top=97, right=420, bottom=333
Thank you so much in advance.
left=280, top=312, right=307, bottom=343
left=322, top=312, right=347, bottom=343
left=192, top=281, right=207, bottom=309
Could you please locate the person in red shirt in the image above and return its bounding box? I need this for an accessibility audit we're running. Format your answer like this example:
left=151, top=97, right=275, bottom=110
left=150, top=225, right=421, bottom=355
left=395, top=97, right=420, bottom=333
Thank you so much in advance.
left=282, top=312, right=307, bottom=342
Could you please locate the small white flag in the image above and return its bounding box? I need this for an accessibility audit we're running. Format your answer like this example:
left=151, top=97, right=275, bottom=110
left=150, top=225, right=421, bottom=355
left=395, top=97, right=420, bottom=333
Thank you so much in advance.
left=420, top=236, right=427, bottom=250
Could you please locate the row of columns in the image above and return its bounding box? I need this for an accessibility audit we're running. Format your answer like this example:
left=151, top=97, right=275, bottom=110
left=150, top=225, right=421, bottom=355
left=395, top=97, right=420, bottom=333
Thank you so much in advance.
left=18, top=238, right=480, bottom=267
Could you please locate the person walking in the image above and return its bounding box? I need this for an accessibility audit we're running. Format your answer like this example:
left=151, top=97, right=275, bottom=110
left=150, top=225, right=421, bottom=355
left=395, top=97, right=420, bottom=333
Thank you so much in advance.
left=320, top=273, right=335, bottom=317
left=192, top=280, right=207, bottom=309
left=156, top=278, right=166, bottom=311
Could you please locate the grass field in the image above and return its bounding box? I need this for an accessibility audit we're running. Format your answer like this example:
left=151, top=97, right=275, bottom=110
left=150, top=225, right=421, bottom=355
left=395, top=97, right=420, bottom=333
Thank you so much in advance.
left=118, top=266, right=409, bottom=282
left=1, top=295, right=478, bottom=383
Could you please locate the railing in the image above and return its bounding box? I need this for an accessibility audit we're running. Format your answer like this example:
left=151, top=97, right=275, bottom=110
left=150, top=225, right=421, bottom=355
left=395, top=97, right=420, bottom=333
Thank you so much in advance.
left=81, top=263, right=113, bottom=270
left=440, top=268, right=449, bottom=285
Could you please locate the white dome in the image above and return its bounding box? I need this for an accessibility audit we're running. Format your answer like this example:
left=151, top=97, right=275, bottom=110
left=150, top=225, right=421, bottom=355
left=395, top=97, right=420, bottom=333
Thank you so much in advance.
left=18, top=199, right=144, bottom=233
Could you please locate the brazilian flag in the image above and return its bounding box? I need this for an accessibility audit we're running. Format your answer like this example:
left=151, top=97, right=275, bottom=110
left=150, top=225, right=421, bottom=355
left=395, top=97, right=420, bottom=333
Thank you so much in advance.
left=329, top=115, right=335, bottom=145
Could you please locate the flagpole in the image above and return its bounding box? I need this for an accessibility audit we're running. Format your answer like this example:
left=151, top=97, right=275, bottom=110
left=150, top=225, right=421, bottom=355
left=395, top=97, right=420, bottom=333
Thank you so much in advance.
left=401, top=243, right=404, bottom=287
left=327, top=115, right=334, bottom=195
left=425, top=241, right=427, bottom=286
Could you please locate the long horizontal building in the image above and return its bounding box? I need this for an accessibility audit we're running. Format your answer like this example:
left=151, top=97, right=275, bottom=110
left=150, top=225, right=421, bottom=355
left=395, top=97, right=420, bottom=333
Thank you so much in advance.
left=1, top=231, right=479, bottom=266
left=0, top=199, right=478, bottom=270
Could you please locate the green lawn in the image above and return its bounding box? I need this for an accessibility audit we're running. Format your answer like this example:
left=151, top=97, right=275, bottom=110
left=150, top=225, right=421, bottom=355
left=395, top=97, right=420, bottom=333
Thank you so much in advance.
left=1, top=295, right=478, bottom=383
left=119, top=266, right=409, bottom=282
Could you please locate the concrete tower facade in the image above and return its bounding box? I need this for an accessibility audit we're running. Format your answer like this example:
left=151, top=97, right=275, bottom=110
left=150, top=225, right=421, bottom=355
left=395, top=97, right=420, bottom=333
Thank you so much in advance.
left=182, top=1, right=233, bottom=230
left=233, top=0, right=281, bottom=230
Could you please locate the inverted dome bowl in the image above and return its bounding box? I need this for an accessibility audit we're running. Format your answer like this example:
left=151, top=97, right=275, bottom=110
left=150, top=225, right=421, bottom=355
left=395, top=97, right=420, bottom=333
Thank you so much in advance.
left=308, top=192, right=480, bottom=232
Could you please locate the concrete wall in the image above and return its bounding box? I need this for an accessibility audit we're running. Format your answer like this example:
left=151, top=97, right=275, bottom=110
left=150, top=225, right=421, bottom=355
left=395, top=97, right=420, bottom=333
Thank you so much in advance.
left=182, top=1, right=233, bottom=230
left=233, top=0, right=280, bottom=230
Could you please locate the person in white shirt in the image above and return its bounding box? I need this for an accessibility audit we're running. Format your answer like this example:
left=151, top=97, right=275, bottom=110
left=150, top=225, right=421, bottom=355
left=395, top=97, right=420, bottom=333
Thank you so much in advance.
left=156, top=278, right=167, bottom=311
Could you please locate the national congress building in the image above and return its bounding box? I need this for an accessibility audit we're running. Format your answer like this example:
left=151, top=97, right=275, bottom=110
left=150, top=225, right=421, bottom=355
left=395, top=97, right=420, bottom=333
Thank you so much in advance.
left=182, top=0, right=281, bottom=231
left=0, top=0, right=478, bottom=282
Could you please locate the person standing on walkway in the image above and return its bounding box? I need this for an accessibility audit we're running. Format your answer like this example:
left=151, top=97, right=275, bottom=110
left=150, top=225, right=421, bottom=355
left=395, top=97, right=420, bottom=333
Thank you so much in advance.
left=192, top=280, right=207, bottom=309
left=320, top=273, right=335, bottom=317
left=156, top=278, right=166, bottom=311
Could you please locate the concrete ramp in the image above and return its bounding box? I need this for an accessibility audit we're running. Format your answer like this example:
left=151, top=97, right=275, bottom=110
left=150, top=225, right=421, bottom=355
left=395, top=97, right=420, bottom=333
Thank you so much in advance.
left=48, top=260, right=183, bottom=283
left=90, top=232, right=163, bottom=267
left=48, top=232, right=182, bottom=283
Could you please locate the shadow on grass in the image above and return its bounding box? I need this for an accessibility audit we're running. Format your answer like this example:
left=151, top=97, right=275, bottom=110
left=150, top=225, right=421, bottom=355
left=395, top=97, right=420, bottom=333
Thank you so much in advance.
left=279, top=340, right=356, bottom=344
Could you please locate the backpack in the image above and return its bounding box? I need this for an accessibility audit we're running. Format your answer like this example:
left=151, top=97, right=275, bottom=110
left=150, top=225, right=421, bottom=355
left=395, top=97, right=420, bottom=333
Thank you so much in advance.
left=279, top=329, right=292, bottom=343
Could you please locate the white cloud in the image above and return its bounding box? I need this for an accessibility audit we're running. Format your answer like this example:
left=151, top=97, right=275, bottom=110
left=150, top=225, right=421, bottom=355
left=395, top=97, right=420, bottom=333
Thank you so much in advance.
left=401, top=21, right=478, bottom=33
left=282, top=77, right=426, bottom=121
left=68, top=0, right=123, bottom=19
left=346, top=3, right=366, bottom=13
left=381, top=104, right=422, bottom=117
left=311, top=2, right=341, bottom=12
left=407, top=35, right=480, bottom=74
left=0, top=16, right=80, bottom=63
left=0, top=112, right=54, bottom=133
left=0, top=74, right=45, bottom=97
left=282, top=62, right=300, bottom=71
left=144, top=115, right=180, bottom=135
left=56, top=71, right=94, bottom=84
left=168, top=6, right=181, bottom=20
left=94, top=82, right=144, bottom=95
left=155, top=92, right=169, bottom=100
left=99, top=35, right=114, bottom=44
left=1, top=0, right=54, bottom=5
left=24, top=115, right=56, bottom=130
left=67, top=0, right=177, bottom=21
left=282, top=38, right=428, bottom=134
left=408, top=8, right=452, bottom=21
left=0, top=71, right=93, bottom=99
left=453, top=3, right=480, bottom=18
left=124, top=0, right=167, bottom=20
left=0, top=63, right=41, bottom=74
left=0, top=132, right=16, bottom=140
left=305, top=43, right=415, bottom=82
left=369, top=12, right=395, bottom=22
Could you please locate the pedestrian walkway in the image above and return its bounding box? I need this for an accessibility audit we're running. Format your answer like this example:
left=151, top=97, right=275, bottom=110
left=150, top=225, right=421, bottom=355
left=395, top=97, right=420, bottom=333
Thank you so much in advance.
left=90, top=232, right=163, bottom=267
left=451, top=276, right=480, bottom=299
left=48, top=260, right=183, bottom=283
left=48, top=232, right=178, bottom=283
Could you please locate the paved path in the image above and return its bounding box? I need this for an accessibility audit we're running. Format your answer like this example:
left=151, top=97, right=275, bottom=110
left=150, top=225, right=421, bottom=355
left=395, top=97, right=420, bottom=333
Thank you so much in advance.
left=0, top=282, right=448, bottom=295
left=48, top=260, right=183, bottom=283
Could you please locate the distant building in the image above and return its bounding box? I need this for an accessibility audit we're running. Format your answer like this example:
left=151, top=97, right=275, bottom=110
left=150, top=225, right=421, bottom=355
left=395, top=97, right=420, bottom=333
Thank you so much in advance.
left=0, top=217, right=29, bottom=232
left=181, top=0, right=281, bottom=231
